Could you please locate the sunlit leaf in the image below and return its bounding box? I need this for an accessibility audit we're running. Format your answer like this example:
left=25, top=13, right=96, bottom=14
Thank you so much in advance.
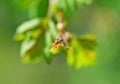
left=66, top=35, right=96, bottom=69
left=78, top=34, right=97, bottom=49
left=15, top=18, right=41, bottom=41
left=32, top=29, right=42, bottom=39
left=49, top=20, right=58, bottom=39
left=16, top=18, right=41, bottom=34
left=20, top=31, right=42, bottom=63
left=44, top=30, right=53, bottom=63
left=20, top=32, right=36, bottom=57
left=67, top=48, right=75, bottom=66
left=75, top=49, right=86, bottom=69
left=66, top=0, right=76, bottom=14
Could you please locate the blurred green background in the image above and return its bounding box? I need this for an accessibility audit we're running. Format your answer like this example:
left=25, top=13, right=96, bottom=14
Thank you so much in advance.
left=0, top=0, right=120, bottom=84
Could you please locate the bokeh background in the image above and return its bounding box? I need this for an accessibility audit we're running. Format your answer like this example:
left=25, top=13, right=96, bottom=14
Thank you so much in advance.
left=0, top=0, right=120, bottom=84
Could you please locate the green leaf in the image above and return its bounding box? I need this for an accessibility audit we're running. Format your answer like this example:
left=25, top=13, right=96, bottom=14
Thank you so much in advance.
left=56, top=0, right=67, bottom=9
left=38, top=0, right=49, bottom=17
left=28, top=0, right=49, bottom=18
left=32, top=29, right=42, bottom=39
left=16, top=0, right=41, bottom=9
left=44, top=30, right=53, bottom=63
left=56, top=0, right=70, bottom=17
left=66, top=36, right=96, bottom=69
left=67, top=48, right=75, bottom=66
left=28, top=0, right=41, bottom=18
left=78, top=35, right=97, bottom=50
left=65, top=0, right=76, bottom=14
left=44, top=47, right=52, bottom=63
left=16, top=18, right=41, bottom=34
left=20, top=32, right=35, bottom=57
left=20, top=32, right=36, bottom=62
left=49, top=20, right=58, bottom=40
left=15, top=18, right=41, bottom=41
left=21, top=31, right=42, bottom=63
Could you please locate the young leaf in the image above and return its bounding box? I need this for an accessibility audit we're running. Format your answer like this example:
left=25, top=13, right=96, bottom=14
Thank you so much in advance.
left=66, top=35, right=96, bottom=69
left=49, top=20, right=58, bottom=39
left=20, top=32, right=36, bottom=62
left=67, top=48, right=75, bottom=66
left=44, top=30, right=53, bottom=63
left=15, top=18, right=41, bottom=41
left=21, top=31, right=42, bottom=63
left=16, top=18, right=41, bottom=34
left=78, top=35, right=97, bottom=49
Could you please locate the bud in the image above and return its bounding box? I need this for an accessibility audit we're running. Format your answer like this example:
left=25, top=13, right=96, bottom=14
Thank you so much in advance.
left=57, top=22, right=64, bottom=31
left=64, top=32, right=72, bottom=41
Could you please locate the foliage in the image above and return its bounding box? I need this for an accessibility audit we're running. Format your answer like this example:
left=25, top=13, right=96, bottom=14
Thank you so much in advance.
left=14, top=0, right=97, bottom=69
